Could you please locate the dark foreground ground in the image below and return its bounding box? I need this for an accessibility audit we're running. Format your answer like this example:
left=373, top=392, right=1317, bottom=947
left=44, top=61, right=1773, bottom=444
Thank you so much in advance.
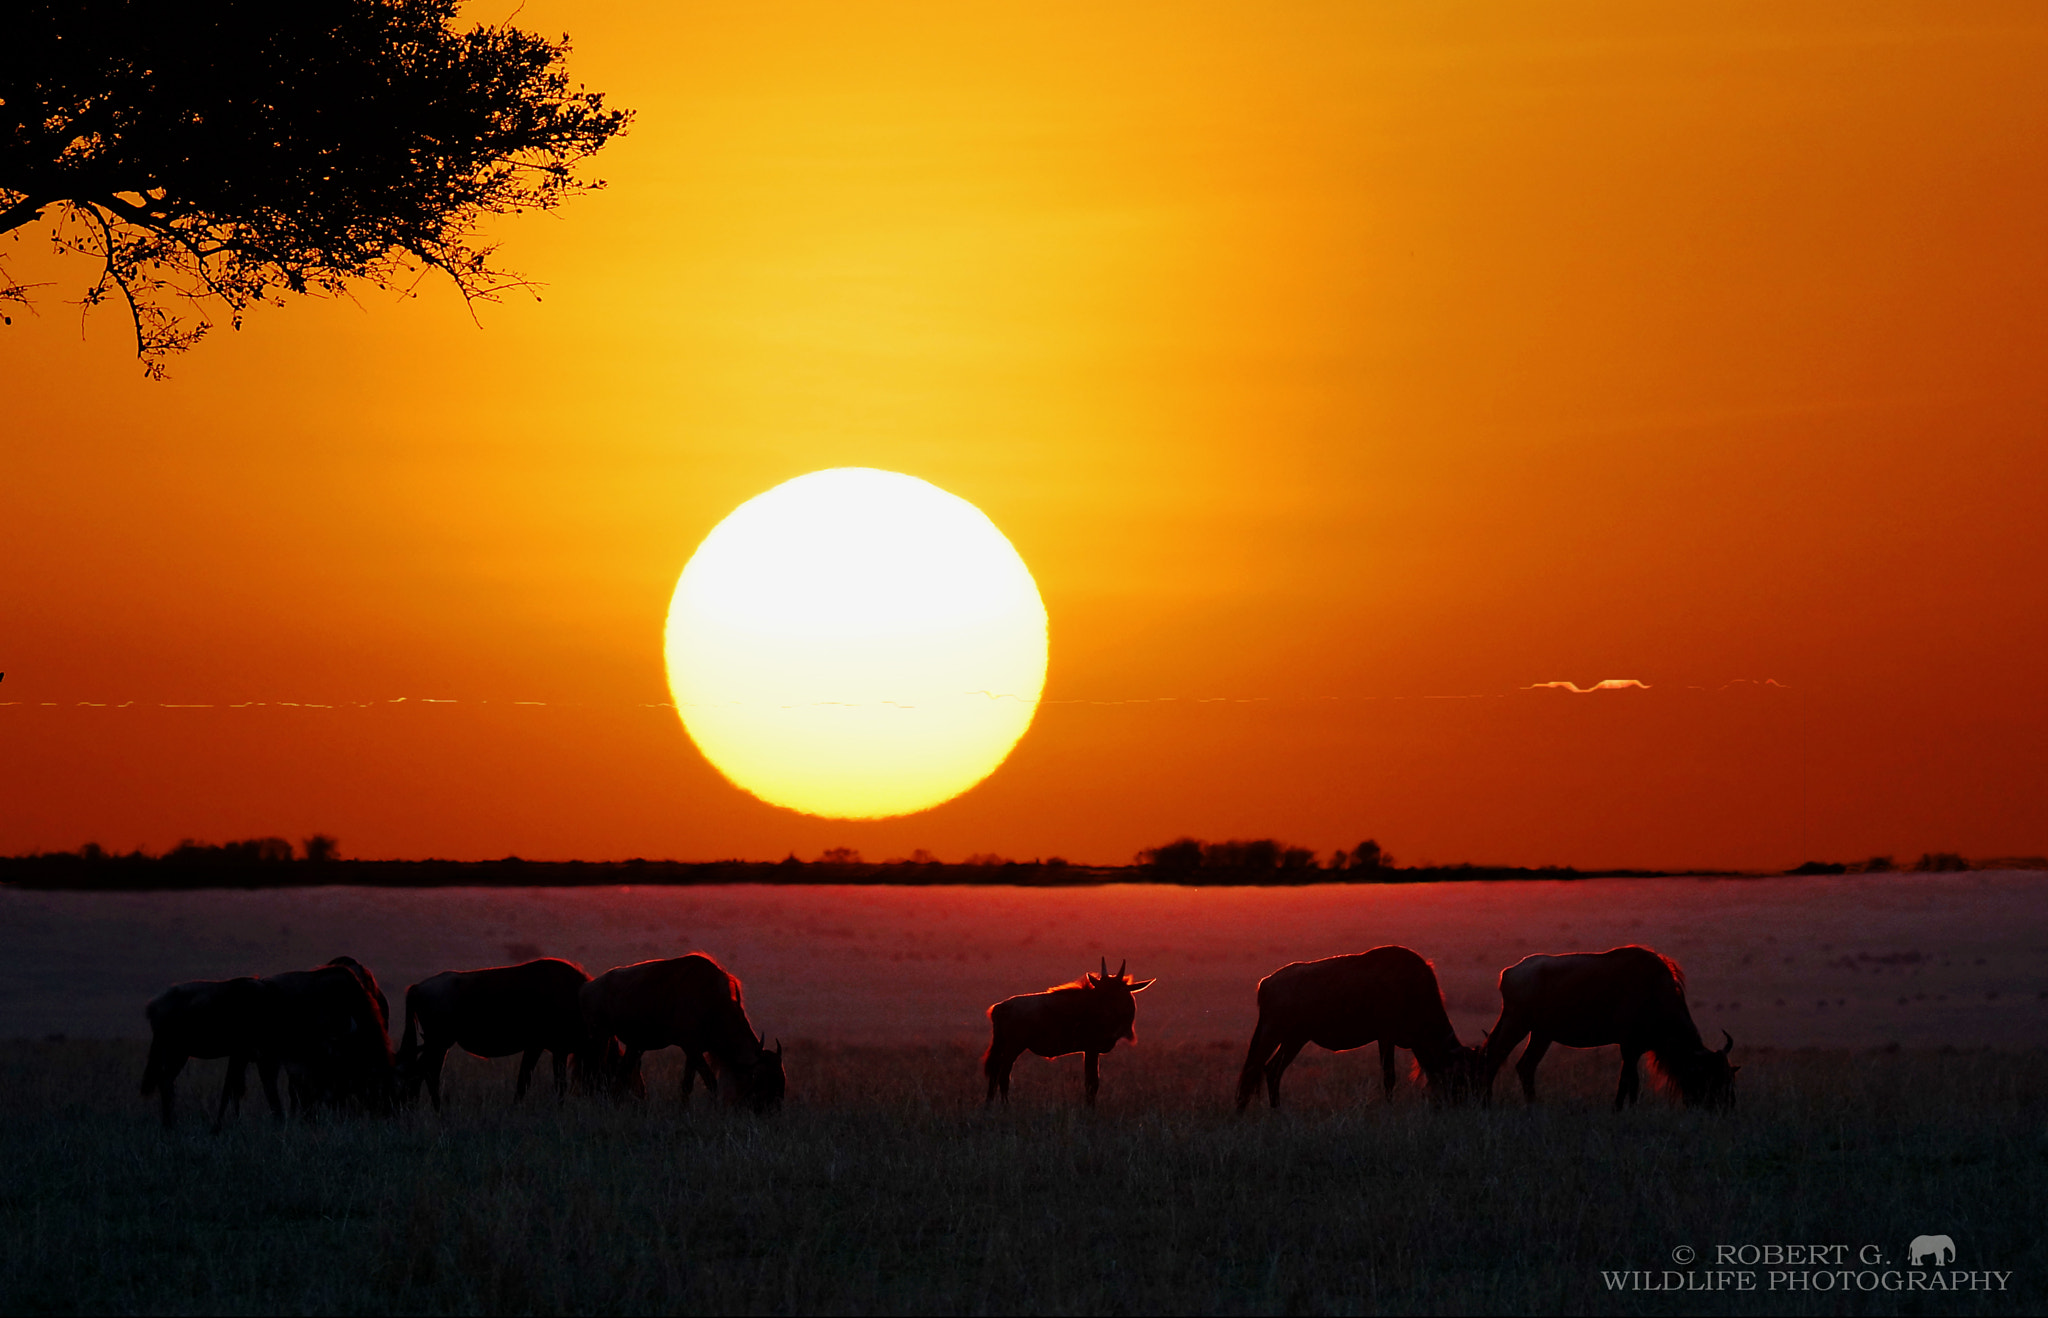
left=1, top=1041, right=2041, bottom=1315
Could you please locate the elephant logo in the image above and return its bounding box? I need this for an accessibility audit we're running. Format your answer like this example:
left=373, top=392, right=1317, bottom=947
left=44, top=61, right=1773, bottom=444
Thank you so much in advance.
left=1910, top=1235, right=1956, bottom=1266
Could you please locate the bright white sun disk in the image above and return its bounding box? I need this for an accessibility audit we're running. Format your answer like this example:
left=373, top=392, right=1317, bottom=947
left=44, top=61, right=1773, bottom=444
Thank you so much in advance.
left=664, top=468, right=1048, bottom=818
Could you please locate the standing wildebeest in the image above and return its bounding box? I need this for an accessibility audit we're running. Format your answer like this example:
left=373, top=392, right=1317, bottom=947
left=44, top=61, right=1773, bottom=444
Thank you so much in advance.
left=983, top=958, right=1153, bottom=1107
left=398, top=958, right=591, bottom=1109
left=580, top=955, right=785, bottom=1112
left=1484, top=946, right=1738, bottom=1110
left=140, top=976, right=272, bottom=1130
left=1236, top=947, right=1486, bottom=1111
left=255, top=961, right=396, bottom=1118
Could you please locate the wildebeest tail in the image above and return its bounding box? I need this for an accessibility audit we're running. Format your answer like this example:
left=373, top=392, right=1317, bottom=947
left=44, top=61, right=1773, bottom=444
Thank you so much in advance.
left=396, top=985, right=421, bottom=1075
left=980, top=1005, right=1008, bottom=1078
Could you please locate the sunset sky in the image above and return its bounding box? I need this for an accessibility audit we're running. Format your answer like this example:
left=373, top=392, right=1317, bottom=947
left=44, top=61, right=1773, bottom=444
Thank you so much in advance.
left=5, top=0, right=2045, bottom=868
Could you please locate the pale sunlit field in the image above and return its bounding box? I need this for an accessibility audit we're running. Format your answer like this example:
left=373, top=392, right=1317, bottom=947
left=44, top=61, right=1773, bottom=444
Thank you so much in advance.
left=4, top=874, right=2045, bottom=1049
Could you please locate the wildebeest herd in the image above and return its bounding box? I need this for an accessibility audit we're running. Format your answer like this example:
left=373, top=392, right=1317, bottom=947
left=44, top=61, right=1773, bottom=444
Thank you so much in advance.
left=142, top=943, right=1736, bottom=1129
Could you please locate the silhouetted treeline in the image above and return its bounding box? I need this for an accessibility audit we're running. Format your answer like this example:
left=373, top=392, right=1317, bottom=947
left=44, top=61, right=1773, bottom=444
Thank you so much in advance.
left=1136, top=836, right=1391, bottom=879
left=4, top=838, right=2035, bottom=891
left=0, top=842, right=1117, bottom=891
left=1787, top=852, right=2032, bottom=876
left=1128, top=836, right=1680, bottom=886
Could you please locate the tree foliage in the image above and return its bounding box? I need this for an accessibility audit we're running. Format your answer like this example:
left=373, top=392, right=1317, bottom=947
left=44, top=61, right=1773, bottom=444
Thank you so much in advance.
left=1, top=0, right=628, bottom=376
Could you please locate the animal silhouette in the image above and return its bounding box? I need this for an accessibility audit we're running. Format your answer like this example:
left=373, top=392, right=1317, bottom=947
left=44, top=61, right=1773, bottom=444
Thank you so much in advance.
left=1910, top=1235, right=1956, bottom=1265
left=398, top=958, right=592, bottom=1109
left=1237, top=947, right=1485, bottom=1111
left=984, top=958, right=1153, bottom=1106
left=140, top=976, right=270, bottom=1130
left=580, top=954, right=784, bottom=1111
left=1484, top=946, right=1737, bottom=1110
left=255, top=961, right=396, bottom=1117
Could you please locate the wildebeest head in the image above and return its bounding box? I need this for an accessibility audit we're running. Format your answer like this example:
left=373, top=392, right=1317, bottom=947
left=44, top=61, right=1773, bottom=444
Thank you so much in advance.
left=1662, top=1030, right=1739, bottom=1109
left=730, top=1032, right=786, bottom=1112
left=1079, top=958, right=1154, bottom=1042
left=1426, top=1043, right=1490, bottom=1105
left=1698, top=1030, right=1740, bottom=1108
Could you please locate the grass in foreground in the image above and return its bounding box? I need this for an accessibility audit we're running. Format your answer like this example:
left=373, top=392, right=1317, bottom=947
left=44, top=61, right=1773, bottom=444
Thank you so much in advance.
left=1, top=1039, right=2043, bottom=1315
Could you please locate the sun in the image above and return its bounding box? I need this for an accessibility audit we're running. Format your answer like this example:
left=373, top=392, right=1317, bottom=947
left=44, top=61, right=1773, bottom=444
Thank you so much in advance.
left=664, top=468, right=1049, bottom=818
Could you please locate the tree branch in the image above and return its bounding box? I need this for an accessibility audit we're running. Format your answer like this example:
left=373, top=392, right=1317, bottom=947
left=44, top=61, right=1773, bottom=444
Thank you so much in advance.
left=0, top=196, right=54, bottom=237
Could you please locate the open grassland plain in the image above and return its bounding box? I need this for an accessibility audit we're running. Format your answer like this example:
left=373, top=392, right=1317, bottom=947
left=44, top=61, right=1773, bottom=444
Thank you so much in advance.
left=4, top=873, right=2046, bottom=1048
left=4, top=876, right=2043, bottom=1313
left=2, top=1040, right=2044, bottom=1315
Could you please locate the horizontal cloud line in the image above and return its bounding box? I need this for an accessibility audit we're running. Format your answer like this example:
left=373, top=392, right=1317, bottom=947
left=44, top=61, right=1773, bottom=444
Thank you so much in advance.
left=1522, top=679, right=1652, bottom=694
left=0, top=679, right=1802, bottom=712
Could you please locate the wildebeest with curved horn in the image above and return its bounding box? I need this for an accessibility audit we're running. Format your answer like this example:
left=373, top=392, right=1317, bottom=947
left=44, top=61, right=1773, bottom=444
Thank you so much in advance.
left=1236, top=947, right=1485, bottom=1111
left=984, top=958, right=1153, bottom=1106
left=255, top=960, right=396, bottom=1118
left=1483, top=946, right=1738, bottom=1110
left=398, top=958, right=593, bottom=1109
left=140, top=976, right=272, bottom=1130
left=579, top=954, right=785, bottom=1112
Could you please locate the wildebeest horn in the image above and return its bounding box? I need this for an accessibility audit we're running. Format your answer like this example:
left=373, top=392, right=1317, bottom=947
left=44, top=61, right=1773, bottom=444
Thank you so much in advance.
left=773, top=1038, right=783, bottom=1057
left=756, top=1029, right=766, bottom=1051
left=1100, top=956, right=1108, bottom=978
left=1115, top=959, right=1127, bottom=980
left=1720, top=1030, right=1735, bottom=1056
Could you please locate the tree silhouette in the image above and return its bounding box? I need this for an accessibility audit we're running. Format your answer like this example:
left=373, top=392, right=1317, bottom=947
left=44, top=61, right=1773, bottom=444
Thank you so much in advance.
left=1345, top=839, right=1393, bottom=873
left=1136, top=838, right=1204, bottom=875
left=2, top=0, right=628, bottom=376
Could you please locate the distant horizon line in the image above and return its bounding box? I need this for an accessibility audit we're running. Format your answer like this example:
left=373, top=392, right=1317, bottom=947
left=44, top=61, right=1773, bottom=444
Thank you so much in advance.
left=4, top=848, right=2041, bottom=893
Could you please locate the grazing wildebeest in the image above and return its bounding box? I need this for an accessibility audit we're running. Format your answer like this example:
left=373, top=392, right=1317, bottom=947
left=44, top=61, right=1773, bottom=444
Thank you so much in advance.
left=140, top=976, right=272, bottom=1130
left=1484, top=946, right=1738, bottom=1111
left=1236, top=947, right=1486, bottom=1111
left=398, top=958, right=592, bottom=1110
left=579, top=955, right=785, bottom=1112
left=280, top=956, right=393, bottom=1113
left=983, top=958, right=1153, bottom=1107
left=327, top=955, right=390, bottom=1031
left=255, top=961, right=396, bottom=1118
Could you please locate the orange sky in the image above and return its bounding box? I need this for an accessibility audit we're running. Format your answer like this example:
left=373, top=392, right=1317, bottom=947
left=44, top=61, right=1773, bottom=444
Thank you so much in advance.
left=4, top=1, right=2046, bottom=868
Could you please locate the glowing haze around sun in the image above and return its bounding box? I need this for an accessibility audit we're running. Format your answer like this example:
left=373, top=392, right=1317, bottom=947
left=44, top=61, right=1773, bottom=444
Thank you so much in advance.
left=664, top=469, right=1049, bottom=818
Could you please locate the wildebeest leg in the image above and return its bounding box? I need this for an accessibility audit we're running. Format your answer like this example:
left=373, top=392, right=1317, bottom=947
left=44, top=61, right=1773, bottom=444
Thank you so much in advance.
left=515, top=1047, right=543, bottom=1101
left=1615, top=1047, right=1643, bottom=1111
left=257, top=1059, right=286, bottom=1120
left=1236, top=1020, right=1282, bottom=1112
left=140, top=1036, right=185, bottom=1130
left=1515, top=1035, right=1553, bottom=1104
left=422, top=1041, right=451, bottom=1112
left=621, top=1047, right=647, bottom=1099
left=1083, top=1051, right=1101, bottom=1106
left=681, top=1051, right=715, bottom=1103
left=1379, top=1040, right=1400, bottom=1102
left=1265, top=1038, right=1307, bottom=1108
left=551, top=1049, right=570, bottom=1100
left=212, top=1055, right=248, bottom=1133
left=983, top=1041, right=1025, bottom=1105
left=150, top=1052, right=186, bottom=1130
